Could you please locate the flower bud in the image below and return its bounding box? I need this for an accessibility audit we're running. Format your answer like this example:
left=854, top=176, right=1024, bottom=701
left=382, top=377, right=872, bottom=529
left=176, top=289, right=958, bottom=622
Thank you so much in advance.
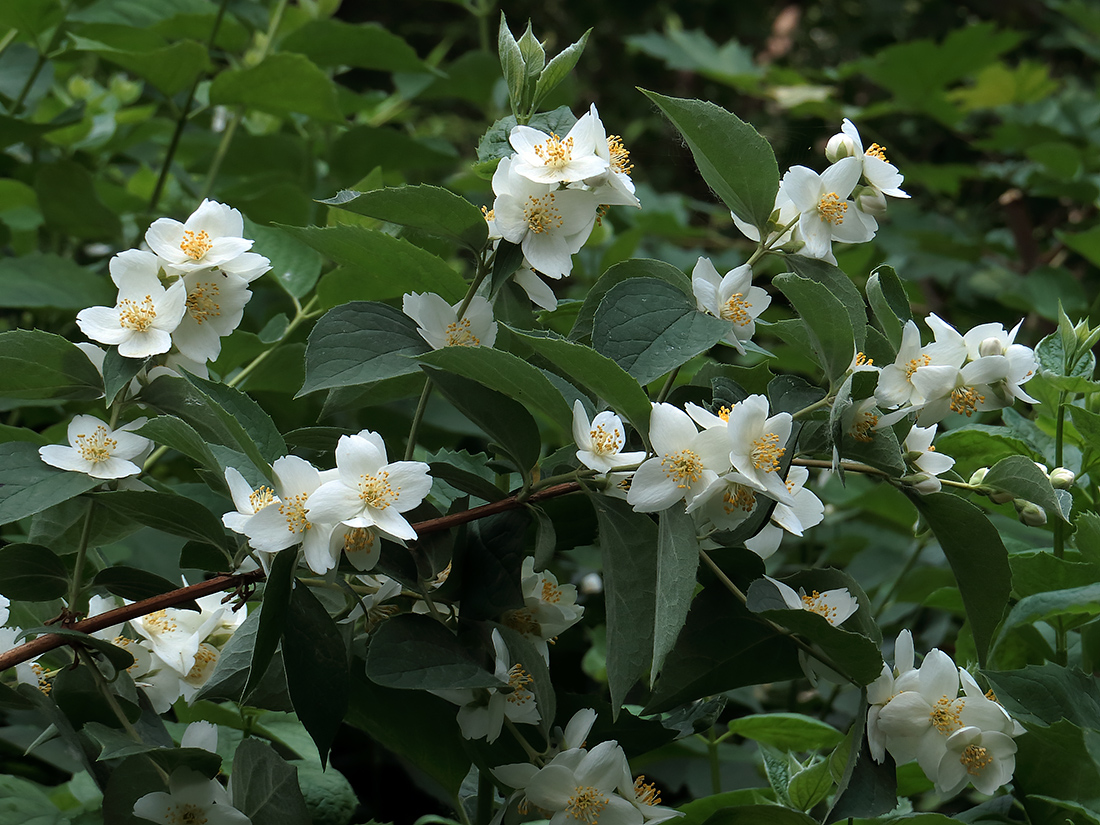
left=855, top=186, right=888, bottom=218
left=1015, top=500, right=1047, bottom=526
left=1049, top=467, right=1076, bottom=489
left=826, top=132, right=857, bottom=163
left=904, top=472, right=941, bottom=495
left=978, top=336, right=1005, bottom=358
left=969, top=467, right=989, bottom=486
left=989, top=489, right=1015, bottom=504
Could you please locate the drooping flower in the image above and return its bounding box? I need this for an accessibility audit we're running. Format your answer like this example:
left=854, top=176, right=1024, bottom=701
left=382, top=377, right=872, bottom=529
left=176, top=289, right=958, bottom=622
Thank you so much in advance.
left=129, top=595, right=231, bottom=678
left=39, top=415, right=151, bottom=480
left=76, top=250, right=187, bottom=358
left=402, top=292, right=497, bottom=350
left=145, top=199, right=256, bottom=275
left=725, top=395, right=795, bottom=505
left=867, top=629, right=918, bottom=763
left=133, top=767, right=250, bottom=825
left=827, top=119, right=909, bottom=202
left=778, top=157, right=876, bottom=261
left=691, top=259, right=771, bottom=354
left=902, top=425, right=955, bottom=494
left=503, top=557, right=585, bottom=662
left=509, top=111, right=609, bottom=185
left=306, top=430, right=433, bottom=543
left=573, top=401, right=647, bottom=474
left=743, top=466, right=825, bottom=558
left=172, top=269, right=254, bottom=363
left=764, top=576, right=859, bottom=627
left=580, top=104, right=639, bottom=208
left=875, top=320, right=957, bottom=413
left=935, top=725, right=1018, bottom=797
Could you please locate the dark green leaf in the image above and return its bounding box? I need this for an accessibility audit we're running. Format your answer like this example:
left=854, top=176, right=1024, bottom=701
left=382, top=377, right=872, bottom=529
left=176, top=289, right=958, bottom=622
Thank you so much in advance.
left=92, top=566, right=197, bottom=607
left=825, top=702, right=897, bottom=822
left=866, top=264, right=911, bottom=350
left=209, top=53, right=343, bottom=122
left=0, top=253, right=114, bottom=310
left=281, top=19, right=429, bottom=72
left=727, top=713, right=844, bottom=751
left=0, top=329, right=103, bottom=400
left=133, top=416, right=221, bottom=476
left=996, top=583, right=1100, bottom=649
left=67, top=31, right=210, bottom=96
left=1077, top=512, right=1100, bottom=566
left=366, top=613, right=505, bottom=691
left=640, top=90, right=779, bottom=232
left=0, top=442, right=101, bottom=524
left=447, top=510, right=527, bottom=621
left=986, top=664, right=1100, bottom=729
left=489, top=239, right=525, bottom=298
left=231, top=738, right=312, bottom=825
left=652, top=506, right=699, bottom=682
left=773, top=273, right=856, bottom=384
left=246, top=221, right=322, bottom=300
left=0, top=542, right=68, bottom=600
left=786, top=256, right=868, bottom=352
left=52, top=656, right=139, bottom=725
left=101, top=348, right=146, bottom=405
left=102, top=754, right=168, bottom=824
left=300, top=301, right=429, bottom=396
left=702, top=806, right=817, bottom=825
left=910, top=493, right=1011, bottom=667
left=983, top=454, right=1068, bottom=522
left=244, top=547, right=298, bottom=700
left=1011, top=721, right=1100, bottom=822
left=183, top=372, right=286, bottom=464
left=34, top=159, right=121, bottom=240
left=571, top=258, right=692, bottom=343
left=477, top=106, right=577, bottom=166
left=93, top=490, right=230, bottom=551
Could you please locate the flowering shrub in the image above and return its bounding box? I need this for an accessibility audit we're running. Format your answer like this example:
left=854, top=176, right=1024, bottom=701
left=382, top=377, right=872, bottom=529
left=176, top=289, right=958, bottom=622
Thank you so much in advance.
left=1, top=5, right=1099, bottom=825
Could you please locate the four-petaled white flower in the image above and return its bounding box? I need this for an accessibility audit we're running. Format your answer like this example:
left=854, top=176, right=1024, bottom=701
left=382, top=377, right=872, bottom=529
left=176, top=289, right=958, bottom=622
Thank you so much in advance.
left=875, top=320, right=956, bottom=414
left=402, top=292, right=498, bottom=350
left=523, top=741, right=643, bottom=825
left=779, top=157, right=876, bottom=262
left=40, top=415, right=151, bottom=479
left=77, top=250, right=187, bottom=358
left=173, top=270, right=253, bottom=363
left=133, top=767, right=250, bottom=825
left=936, top=725, right=1018, bottom=797
left=509, top=111, right=609, bottom=185
left=504, top=557, right=585, bottom=662
left=902, top=425, right=955, bottom=494
left=725, top=395, right=796, bottom=505
left=828, top=119, right=909, bottom=203
left=573, top=401, right=646, bottom=474
left=691, top=259, right=771, bottom=354
left=306, top=430, right=433, bottom=542
left=765, top=576, right=859, bottom=627
left=145, top=199, right=256, bottom=275
left=743, top=466, right=825, bottom=559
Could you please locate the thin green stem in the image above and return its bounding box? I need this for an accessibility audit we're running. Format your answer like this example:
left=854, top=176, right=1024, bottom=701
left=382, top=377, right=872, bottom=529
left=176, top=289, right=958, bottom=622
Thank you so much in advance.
left=745, top=214, right=800, bottom=267
left=227, top=296, right=318, bottom=389
left=476, top=770, right=493, bottom=825
left=791, top=458, right=887, bottom=477
left=67, top=501, right=95, bottom=617
left=873, top=539, right=924, bottom=619
left=706, top=728, right=722, bottom=794
left=199, top=110, right=241, bottom=200
left=1054, top=390, right=1068, bottom=663
left=791, top=394, right=833, bottom=420
left=0, top=29, right=18, bottom=63
left=505, top=718, right=542, bottom=763
left=404, top=378, right=433, bottom=461
left=12, top=52, right=45, bottom=114
left=655, top=366, right=680, bottom=404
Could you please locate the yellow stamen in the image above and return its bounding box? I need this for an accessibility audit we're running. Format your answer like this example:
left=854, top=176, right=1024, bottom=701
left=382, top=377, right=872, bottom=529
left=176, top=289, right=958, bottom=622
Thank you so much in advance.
left=851, top=412, right=878, bottom=443
left=661, top=449, right=703, bottom=488
left=930, top=695, right=963, bottom=735
left=145, top=610, right=178, bottom=634
left=801, top=590, right=840, bottom=624
left=865, top=143, right=888, bottom=162
left=249, top=486, right=276, bottom=512
left=589, top=423, right=623, bottom=456
left=608, top=135, right=633, bottom=175
left=503, top=607, right=540, bottom=636
left=359, top=470, right=398, bottom=510
left=722, top=293, right=752, bottom=326
left=960, top=743, right=992, bottom=776
left=904, top=354, right=932, bottom=379
left=854, top=352, right=874, bottom=367
left=633, top=776, right=661, bottom=806
left=950, top=386, right=985, bottom=417
left=186, top=281, right=222, bottom=324
left=180, top=229, right=213, bottom=260
left=118, top=295, right=157, bottom=332
left=74, top=426, right=117, bottom=463
left=565, top=786, right=608, bottom=825
left=278, top=492, right=311, bottom=533
left=751, top=432, right=785, bottom=473
left=165, top=802, right=209, bottom=824
left=523, top=193, right=564, bottom=234
left=817, top=192, right=848, bottom=225
left=506, top=663, right=535, bottom=705
left=533, top=133, right=574, bottom=171
left=723, top=485, right=756, bottom=515
left=445, top=317, right=481, bottom=347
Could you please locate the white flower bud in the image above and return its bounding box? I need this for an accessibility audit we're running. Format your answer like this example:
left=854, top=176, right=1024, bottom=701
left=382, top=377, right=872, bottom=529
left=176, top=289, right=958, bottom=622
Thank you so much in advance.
left=904, top=472, right=942, bottom=495
left=1049, top=467, right=1076, bottom=489
left=1015, top=500, right=1047, bottom=526
left=855, top=186, right=888, bottom=218
left=978, top=336, right=1005, bottom=357
left=969, top=467, right=989, bottom=486
left=989, top=489, right=1015, bottom=504
left=826, top=132, right=857, bottom=163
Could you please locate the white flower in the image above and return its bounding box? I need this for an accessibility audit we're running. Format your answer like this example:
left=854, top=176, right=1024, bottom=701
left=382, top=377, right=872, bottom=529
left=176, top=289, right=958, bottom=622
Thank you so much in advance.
left=492, top=157, right=597, bottom=278
left=619, top=773, right=681, bottom=824
left=40, top=415, right=151, bottom=480
left=732, top=190, right=800, bottom=248
left=627, top=403, right=731, bottom=513
left=909, top=357, right=1008, bottom=424
left=402, top=292, right=497, bottom=349
left=514, top=264, right=559, bottom=310
left=145, top=199, right=255, bottom=275
left=581, top=104, right=639, bottom=208
left=306, top=430, right=432, bottom=543
left=875, top=320, right=957, bottom=413
left=845, top=397, right=880, bottom=443
left=509, top=111, right=609, bottom=185
left=830, top=119, right=909, bottom=200
left=573, top=401, right=646, bottom=474
left=764, top=576, right=859, bottom=626
left=523, top=741, right=643, bottom=825
left=725, top=395, right=795, bottom=505
left=431, top=629, right=540, bottom=743
left=743, top=466, right=825, bottom=558
left=133, top=767, right=250, bottom=825
left=129, top=598, right=229, bottom=678
left=0, top=594, right=8, bottom=627
left=692, top=472, right=761, bottom=533
left=173, top=270, right=254, bottom=363
left=867, top=629, right=918, bottom=763
left=240, top=456, right=336, bottom=573
left=902, top=425, right=955, bottom=493
left=935, top=725, right=1019, bottom=797
left=691, top=259, right=771, bottom=354
left=0, top=626, right=47, bottom=691
left=181, top=721, right=219, bottom=753
left=77, top=250, right=187, bottom=358
left=221, top=467, right=278, bottom=536
left=779, top=158, right=876, bottom=261
left=504, top=557, right=585, bottom=662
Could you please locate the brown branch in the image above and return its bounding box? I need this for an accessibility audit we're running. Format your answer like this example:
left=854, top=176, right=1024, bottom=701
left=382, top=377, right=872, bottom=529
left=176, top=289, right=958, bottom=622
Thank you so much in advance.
left=0, top=481, right=583, bottom=672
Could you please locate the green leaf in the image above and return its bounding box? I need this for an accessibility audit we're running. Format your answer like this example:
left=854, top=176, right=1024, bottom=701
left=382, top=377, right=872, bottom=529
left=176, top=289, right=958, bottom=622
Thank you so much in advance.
left=986, top=664, right=1100, bottom=729
left=488, top=239, right=525, bottom=298
left=773, top=273, right=856, bottom=384
left=788, top=758, right=834, bottom=812
left=865, top=264, right=911, bottom=350
left=34, top=159, right=121, bottom=240
left=320, top=185, right=488, bottom=253
left=209, top=53, right=343, bottom=122
left=0, top=442, right=101, bottom=524
left=284, top=583, right=349, bottom=764
left=246, top=221, right=322, bottom=300
left=366, top=613, right=505, bottom=691
left=588, top=494, right=658, bottom=715
left=0, top=329, right=103, bottom=400
left=0, top=543, right=68, bottom=600
left=701, top=806, right=817, bottom=825
left=1070, top=406, right=1100, bottom=453
left=652, top=506, right=699, bottom=682
left=997, top=583, right=1100, bottom=648
left=193, top=607, right=292, bottom=709
left=571, top=258, right=691, bottom=343
left=786, top=256, right=868, bottom=352
left=910, top=493, right=1011, bottom=667
left=183, top=372, right=286, bottom=465
left=497, top=13, right=527, bottom=114
left=727, top=713, right=845, bottom=751
left=531, top=28, right=591, bottom=111
left=231, top=738, right=312, bottom=825
left=133, top=416, right=221, bottom=477
left=1037, top=329, right=1095, bottom=380
left=509, top=329, right=652, bottom=438
left=1011, top=720, right=1100, bottom=822
left=300, top=301, right=429, bottom=396
left=825, top=703, right=897, bottom=822
left=67, top=31, right=210, bottom=96
left=420, top=346, right=574, bottom=432
left=443, top=510, right=526, bottom=622
left=983, top=454, right=1068, bottom=522
left=280, top=19, right=429, bottom=72
left=101, top=348, right=146, bottom=405
left=477, top=106, right=577, bottom=166
left=20, top=626, right=135, bottom=673
left=243, top=547, right=298, bottom=701
left=425, top=367, right=542, bottom=479
left=0, top=253, right=114, bottom=310
left=92, top=566, right=197, bottom=606
left=639, top=89, right=779, bottom=232
left=934, top=426, right=1043, bottom=477
left=1010, top=552, right=1100, bottom=599
left=93, top=490, right=230, bottom=552
left=1077, top=512, right=1100, bottom=566
left=592, top=278, right=731, bottom=386
left=288, top=224, right=468, bottom=306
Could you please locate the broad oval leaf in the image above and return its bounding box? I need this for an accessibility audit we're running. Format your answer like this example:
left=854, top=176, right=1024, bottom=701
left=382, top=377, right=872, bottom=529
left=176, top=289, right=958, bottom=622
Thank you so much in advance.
left=982, top=454, right=1068, bottom=523
left=773, top=273, right=856, bottom=384
left=365, top=613, right=505, bottom=691
left=0, top=442, right=101, bottom=525
left=0, top=542, right=69, bottom=601
left=0, top=329, right=103, bottom=400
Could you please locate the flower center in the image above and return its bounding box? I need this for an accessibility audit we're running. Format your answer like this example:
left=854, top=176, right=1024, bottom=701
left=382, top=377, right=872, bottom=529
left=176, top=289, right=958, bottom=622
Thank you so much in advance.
left=74, top=425, right=117, bottom=463
left=184, top=645, right=218, bottom=685
left=445, top=317, right=481, bottom=347
left=533, top=133, right=574, bottom=170
left=865, top=143, right=888, bottom=162
left=358, top=470, right=397, bottom=510
left=145, top=610, right=178, bottom=634
left=180, top=229, right=213, bottom=260
left=343, top=527, right=375, bottom=555
left=851, top=412, right=878, bottom=443
left=904, top=354, right=932, bottom=380
left=633, top=776, right=661, bottom=806
left=721, top=293, right=752, bottom=325
left=541, top=579, right=563, bottom=604
left=277, top=492, right=311, bottom=533
left=950, top=386, right=985, bottom=417
left=31, top=662, right=52, bottom=694
left=506, top=663, right=535, bottom=705
left=523, top=193, right=564, bottom=234
left=249, top=486, right=276, bottom=512
left=751, top=432, right=785, bottom=473
left=854, top=351, right=874, bottom=368
left=566, top=786, right=608, bottom=825
left=185, top=280, right=222, bottom=324
left=929, top=695, right=963, bottom=734
left=960, top=743, right=992, bottom=776
left=118, top=295, right=158, bottom=332
left=661, top=449, right=703, bottom=488
left=717, top=406, right=731, bottom=422
left=608, top=135, right=634, bottom=175
left=723, top=485, right=756, bottom=514
left=167, top=803, right=209, bottom=824
left=801, top=590, right=841, bottom=624
left=817, top=192, right=848, bottom=225
left=589, top=423, right=623, bottom=456
left=481, top=206, right=495, bottom=222
left=503, top=607, right=541, bottom=636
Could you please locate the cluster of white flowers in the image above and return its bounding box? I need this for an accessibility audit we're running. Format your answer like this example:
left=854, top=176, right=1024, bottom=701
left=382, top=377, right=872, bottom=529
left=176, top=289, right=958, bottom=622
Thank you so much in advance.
left=495, top=709, right=682, bottom=825
left=487, top=104, right=639, bottom=309
left=868, top=631, right=1023, bottom=798
left=222, top=429, right=433, bottom=576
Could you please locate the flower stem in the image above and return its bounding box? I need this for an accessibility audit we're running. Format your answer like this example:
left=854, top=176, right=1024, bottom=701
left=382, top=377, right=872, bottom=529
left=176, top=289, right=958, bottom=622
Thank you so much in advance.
left=475, top=770, right=492, bottom=825
left=505, top=718, right=542, bottom=763
left=706, top=727, right=722, bottom=794
left=1054, top=390, right=1068, bottom=664
left=791, top=394, right=833, bottom=420
left=227, top=295, right=319, bottom=389
left=655, top=366, right=681, bottom=404
left=66, top=500, right=96, bottom=620
left=404, top=377, right=433, bottom=461
left=745, top=214, right=800, bottom=267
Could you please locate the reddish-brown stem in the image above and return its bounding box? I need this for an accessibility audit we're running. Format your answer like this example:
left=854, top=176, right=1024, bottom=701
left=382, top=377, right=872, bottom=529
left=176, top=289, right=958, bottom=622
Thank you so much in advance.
left=0, top=481, right=582, bottom=672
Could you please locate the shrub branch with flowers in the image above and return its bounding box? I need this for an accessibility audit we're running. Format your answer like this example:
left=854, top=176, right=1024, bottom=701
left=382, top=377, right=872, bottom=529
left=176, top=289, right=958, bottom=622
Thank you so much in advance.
left=1, top=7, right=1099, bottom=825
